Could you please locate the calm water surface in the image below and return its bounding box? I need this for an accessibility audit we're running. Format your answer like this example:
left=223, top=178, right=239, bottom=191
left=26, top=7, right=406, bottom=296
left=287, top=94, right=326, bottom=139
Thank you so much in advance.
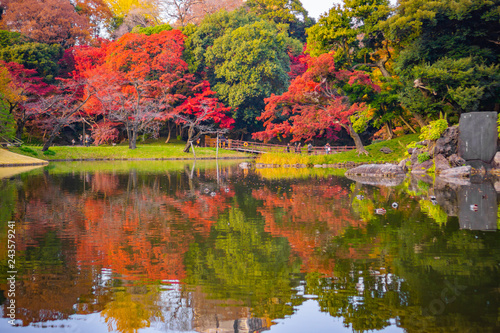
left=0, top=161, right=499, bottom=333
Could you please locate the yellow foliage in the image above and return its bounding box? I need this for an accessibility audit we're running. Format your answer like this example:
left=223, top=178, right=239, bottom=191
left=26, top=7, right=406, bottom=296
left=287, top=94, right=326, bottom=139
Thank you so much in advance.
left=104, top=0, right=158, bottom=18
left=0, top=64, right=24, bottom=105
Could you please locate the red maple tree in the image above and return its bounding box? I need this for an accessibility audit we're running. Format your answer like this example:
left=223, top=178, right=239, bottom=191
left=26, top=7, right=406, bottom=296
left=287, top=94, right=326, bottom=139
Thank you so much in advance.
left=80, top=30, right=191, bottom=149
left=28, top=76, right=97, bottom=151
left=173, top=81, right=234, bottom=152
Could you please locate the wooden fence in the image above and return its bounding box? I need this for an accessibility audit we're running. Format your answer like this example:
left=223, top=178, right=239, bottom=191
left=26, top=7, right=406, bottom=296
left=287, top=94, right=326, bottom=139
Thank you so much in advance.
left=204, top=136, right=355, bottom=154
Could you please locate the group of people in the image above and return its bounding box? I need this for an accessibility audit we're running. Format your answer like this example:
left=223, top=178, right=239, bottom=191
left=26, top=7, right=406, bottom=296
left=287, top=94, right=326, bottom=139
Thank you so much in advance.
left=285, top=142, right=332, bottom=155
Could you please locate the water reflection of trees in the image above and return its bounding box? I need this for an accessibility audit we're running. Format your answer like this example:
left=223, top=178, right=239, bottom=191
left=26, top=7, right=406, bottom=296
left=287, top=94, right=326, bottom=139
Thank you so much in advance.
left=1, top=167, right=235, bottom=329
left=1, top=168, right=500, bottom=333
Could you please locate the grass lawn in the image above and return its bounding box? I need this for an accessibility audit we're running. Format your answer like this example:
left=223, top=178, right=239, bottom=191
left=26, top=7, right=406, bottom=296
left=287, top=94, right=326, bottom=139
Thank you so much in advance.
left=257, top=134, right=420, bottom=166
left=7, top=140, right=248, bottom=161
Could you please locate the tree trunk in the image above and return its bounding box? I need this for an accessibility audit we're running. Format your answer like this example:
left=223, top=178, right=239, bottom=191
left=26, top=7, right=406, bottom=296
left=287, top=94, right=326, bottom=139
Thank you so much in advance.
left=413, top=113, right=427, bottom=128
left=190, top=141, right=196, bottom=159
left=15, top=118, right=25, bottom=140
left=343, top=123, right=368, bottom=155
left=399, top=115, right=417, bottom=133
left=165, top=122, right=172, bottom=143
left=376, top=60, right=392, bottom=79
left=183, top=125, right=195, bottom=153
left=42, top=124, right=62, bottom=151
left=129, top=126, right=137, bottom=149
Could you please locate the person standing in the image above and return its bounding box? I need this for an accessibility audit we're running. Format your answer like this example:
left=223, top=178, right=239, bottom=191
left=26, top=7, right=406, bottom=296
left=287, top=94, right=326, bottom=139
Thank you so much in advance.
left=325, top=143, right=331, bottom=154
left=307, top=143, right=313, bottom=155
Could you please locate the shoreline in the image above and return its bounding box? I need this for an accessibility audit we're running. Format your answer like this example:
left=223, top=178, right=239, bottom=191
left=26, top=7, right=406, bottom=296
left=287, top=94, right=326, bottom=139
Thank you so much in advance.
left=0, top=155, right=251, bottom=167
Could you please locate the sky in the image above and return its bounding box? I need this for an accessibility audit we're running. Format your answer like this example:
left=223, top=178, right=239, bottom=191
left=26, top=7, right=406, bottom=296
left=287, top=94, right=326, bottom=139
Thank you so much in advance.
left=301, top=0, right=341, bottom=20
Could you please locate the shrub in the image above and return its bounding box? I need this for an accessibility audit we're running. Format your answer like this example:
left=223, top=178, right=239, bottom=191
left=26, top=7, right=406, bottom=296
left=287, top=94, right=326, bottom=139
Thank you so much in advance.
left=419, top=118, right=448, bottom=141
left=42, top=149, right=56, bottom=156
left=417, top=152, right=431, bottom=164
left=19, top=146, right=38, bottom=156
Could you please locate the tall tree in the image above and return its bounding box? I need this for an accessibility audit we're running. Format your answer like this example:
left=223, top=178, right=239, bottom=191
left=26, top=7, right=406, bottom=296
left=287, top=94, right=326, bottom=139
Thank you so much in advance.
left=204, top=18, right=301, bottom=132
left=0, top=0, right=90, bottom=48
left=306, top=0, right=392, bottom=75
left=74, top=0, right=114, bottom=37
left=305, top=0, right=412, bottom=138
left=253, top=53, right=380, bottom=155
left=184, top=8, right=260, bottom=74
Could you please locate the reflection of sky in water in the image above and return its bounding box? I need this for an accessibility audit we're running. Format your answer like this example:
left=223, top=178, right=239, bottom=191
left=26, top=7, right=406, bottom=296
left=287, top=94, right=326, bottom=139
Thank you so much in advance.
left=1, top=289, right=197, bottom=333
left=269, top=300, right=403, bottom=333
left=1, top=301, right=404, bottom=333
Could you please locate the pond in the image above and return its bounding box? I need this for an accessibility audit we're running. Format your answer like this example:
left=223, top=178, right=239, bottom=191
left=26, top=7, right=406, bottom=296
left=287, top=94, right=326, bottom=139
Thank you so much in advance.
left=0, top=161, right=499, bottom=333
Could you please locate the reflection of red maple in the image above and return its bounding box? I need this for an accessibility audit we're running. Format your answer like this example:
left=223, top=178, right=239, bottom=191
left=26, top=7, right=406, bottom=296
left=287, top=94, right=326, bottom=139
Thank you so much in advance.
left=253, top=182, right=367, bottom=275
left=5, top=170, right=236, bottom=325
left=75, top=188, right=233, bottom=282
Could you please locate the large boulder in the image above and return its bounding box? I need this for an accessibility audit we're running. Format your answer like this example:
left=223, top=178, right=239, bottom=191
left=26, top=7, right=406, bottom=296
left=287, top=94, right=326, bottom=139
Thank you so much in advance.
left=458, top=112, right=498, bottom=163
left=379, top=147, right=393, bottom=154
left=345, top=163, right=405, bottom=177
left=411, top=159, right=434, bottom=174
left=448, top=154, right=466, bottom=168
left=409, top=148, right=421, bottom=166
left=434, top=154, right=450, bottom=174
left=492, top=152, right=500, bottom=168
left=434, top=125, right=459, bottom=157
left=439, top=165, right=471, bottom=178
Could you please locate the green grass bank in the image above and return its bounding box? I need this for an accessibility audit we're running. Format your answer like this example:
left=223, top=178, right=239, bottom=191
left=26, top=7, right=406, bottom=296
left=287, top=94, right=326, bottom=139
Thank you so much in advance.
left=257, top=134, right=419, bottom=166
left=7, top=141, right=248, bottom=162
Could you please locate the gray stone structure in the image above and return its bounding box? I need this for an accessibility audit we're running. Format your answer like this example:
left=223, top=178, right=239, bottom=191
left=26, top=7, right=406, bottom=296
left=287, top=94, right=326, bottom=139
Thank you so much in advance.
left=458, top=112, right=498, bottom=164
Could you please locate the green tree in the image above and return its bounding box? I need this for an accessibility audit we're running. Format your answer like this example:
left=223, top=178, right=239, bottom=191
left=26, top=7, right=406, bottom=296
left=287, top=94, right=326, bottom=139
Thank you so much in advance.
left=131, top=23, right=173, bottom=35
left=205, top=19, right=300, bottom=131
left=185, top=9, right=260, bottom=75
left=0, top=42, right=63, bottom=82
left=306, top=0, right=393, bottom=76
left=246, top=0, right=314, bottom=42
left=0, top=30, right=27, bottom=48
left=0, top=98, right=14, bottom=137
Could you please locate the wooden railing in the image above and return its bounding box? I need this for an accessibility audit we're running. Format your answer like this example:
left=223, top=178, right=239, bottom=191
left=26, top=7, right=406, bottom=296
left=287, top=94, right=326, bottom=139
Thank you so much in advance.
left=204, top=136, right=355, bottom=154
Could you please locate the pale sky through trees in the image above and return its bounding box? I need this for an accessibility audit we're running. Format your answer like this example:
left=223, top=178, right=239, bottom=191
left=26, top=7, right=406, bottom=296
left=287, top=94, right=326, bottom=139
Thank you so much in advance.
left=301, top=0, right=397, bottom=20
left=300, top=0, right=339, bottom=20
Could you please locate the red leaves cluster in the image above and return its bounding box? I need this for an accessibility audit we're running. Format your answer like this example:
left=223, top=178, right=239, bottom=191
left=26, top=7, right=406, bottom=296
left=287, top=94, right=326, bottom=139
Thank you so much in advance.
left=175, top=81, right=235, bottom=130
left=253, top=52, right=378, bottom=143
left=1, top=0, right=90, bottom=47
